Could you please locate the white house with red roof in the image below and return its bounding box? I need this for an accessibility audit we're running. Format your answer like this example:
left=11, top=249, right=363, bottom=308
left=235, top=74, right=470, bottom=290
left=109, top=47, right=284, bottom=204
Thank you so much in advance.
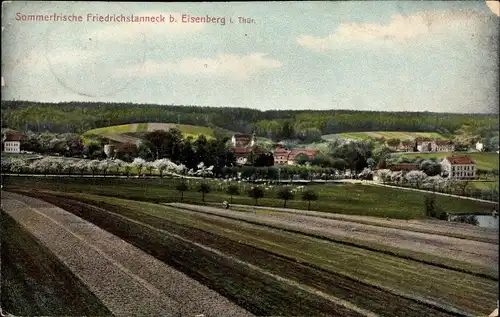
left=440, top=155, right=476, bottom=179
left=2, top=131, right=24, bottom=153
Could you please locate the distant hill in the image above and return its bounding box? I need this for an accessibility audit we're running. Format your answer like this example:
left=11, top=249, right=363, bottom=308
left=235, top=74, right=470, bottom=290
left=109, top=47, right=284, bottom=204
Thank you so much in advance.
left=323, top=131, right=448, bottom=142
left=83, top=123, right=215, bottom=144
left=1, top=101, right=498, bottom=144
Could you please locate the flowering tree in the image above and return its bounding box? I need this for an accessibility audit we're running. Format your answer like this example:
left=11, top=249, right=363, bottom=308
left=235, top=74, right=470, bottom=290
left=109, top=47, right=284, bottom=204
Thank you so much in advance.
left=423, top=175, right=444, bottom=192
left=1, top=159, right=11, bottom=173
left=176, top=163, right=187, bottom=175
left=73, top=160, right=88, bottom=177
left=132, top=158, right=147, bottom=177
left=187, top=162, right=214, bottom=178
left=404, top=170, right=428, bottom=189
left=152, top=159, right=171, bottom=178
left=113, top=159, right=125, bottom=174
left=87, top=160, right=101, bottom=177
left=390, top=171, right=404, bottom=186
left=377, top=169, right=392, bottom=184
left=9, top=158, right=26, bottom=175
left=61, top=160, right=74, bottom=176
left=123, top=163, right=132, bottom=178
left=145, top=162, right=155, bottom=176
left=99, top=159, right=115, bottom=176
left=29, top=158, right=54, bottom=176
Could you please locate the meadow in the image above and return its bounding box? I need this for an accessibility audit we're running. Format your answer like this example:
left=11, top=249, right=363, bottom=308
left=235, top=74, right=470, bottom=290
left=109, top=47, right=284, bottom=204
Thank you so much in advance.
left=323, top=131, right=447, bottom=141
left=394, top=152, right=499, bottom=171
left=83, top=122, right=215, bottom=140
left=4, top=176, right=497, bottom=220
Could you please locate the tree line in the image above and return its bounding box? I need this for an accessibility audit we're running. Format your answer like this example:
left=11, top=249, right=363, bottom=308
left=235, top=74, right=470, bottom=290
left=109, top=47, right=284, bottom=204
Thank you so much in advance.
left=2, top=100, right=498, bottom=139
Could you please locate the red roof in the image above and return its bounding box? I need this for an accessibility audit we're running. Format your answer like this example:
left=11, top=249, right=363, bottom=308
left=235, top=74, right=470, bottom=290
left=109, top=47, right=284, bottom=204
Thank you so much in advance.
left=445, top=156, right=475, bottom=165
left=274, top=148, right=290, bottom=154
left=288, top=149, right=318, bottom=161
left=3, top=132, right=24, bottom=141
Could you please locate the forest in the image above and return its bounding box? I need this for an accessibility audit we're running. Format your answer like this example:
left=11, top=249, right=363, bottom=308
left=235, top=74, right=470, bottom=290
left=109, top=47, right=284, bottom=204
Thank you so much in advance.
left=1, top=100, right=498, bottom=139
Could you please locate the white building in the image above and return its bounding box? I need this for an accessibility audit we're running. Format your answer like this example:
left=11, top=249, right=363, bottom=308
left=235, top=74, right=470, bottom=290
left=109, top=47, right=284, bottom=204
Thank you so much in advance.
left=440, top=155, right=476, bottom=179
left=416, top=139, right=454, bottom=152
left=2, top=132, right=23, bottom=153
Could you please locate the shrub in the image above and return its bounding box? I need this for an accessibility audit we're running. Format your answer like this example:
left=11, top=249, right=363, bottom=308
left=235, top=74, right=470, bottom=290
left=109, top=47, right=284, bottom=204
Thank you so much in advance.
left=176, top=182, right=189, bottom=202
left=277, top=186, right=294, bottom=208
left=226, top=184, right=240, bottom=204
left=453, top=215, right=479, bottom=226
left=197, top=183, right=211, bottom=202
left=424, top=195, right=437, bottom=218
left=424, top=195, right=448, bottom=220
left=248, top=186, right=264, bottom=206
left=302, top=189, right=318, bottom=210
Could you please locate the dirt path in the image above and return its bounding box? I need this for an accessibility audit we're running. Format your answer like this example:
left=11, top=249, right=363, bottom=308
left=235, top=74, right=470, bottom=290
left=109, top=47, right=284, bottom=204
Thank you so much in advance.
left=226, top=203, right=499, bottom=243
left=171, top=203, right=499, bottom=269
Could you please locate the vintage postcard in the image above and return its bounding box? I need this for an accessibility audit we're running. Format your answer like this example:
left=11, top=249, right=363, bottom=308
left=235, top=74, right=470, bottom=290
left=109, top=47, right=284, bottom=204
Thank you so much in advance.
left=1, top=1, right=499, bottom=317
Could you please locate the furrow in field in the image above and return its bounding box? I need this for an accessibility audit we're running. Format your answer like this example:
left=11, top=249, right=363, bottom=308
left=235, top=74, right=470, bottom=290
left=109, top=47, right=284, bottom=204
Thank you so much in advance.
left=168, top=203, right=499, bottom=276
left=19, top=192, right=367, bottom=317
left=19, top=190, right=484, bottom=316
left=226, top=204, right=498, bottom=244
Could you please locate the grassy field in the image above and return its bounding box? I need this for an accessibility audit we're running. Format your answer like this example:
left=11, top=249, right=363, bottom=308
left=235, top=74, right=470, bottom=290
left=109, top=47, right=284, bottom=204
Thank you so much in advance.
left=324, top=131, right=447, bottom=141
left=4, top=176, right=497, bottom=219
left=14, top=190, right=498, bottom=316
left=0, top=210, right=111, bottom=316
left=469, top=180, right=499, bottom=190
left=83, top=122, right=215, bottom=141
left=393, top=152, right=499, bottom=171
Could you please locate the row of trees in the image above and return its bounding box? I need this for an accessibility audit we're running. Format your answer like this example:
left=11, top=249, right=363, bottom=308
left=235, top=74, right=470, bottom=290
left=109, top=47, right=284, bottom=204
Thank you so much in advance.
left=375, top=169, right=499, bottom=201
left=2, top=100, right=498, bottom=138
left=176, top=182, right=319, bottom=210
left=0, top=156, right=348, bottom=182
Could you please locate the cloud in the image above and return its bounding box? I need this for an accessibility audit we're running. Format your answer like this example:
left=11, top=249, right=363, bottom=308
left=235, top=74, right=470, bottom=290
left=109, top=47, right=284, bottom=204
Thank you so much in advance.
left=86, top=11, right=205, bottom=42
left=114, top=53, right=282, bottom=80
left=5, top=48, right=102, bottom=72
left=297, top=10, right=494, bottom=51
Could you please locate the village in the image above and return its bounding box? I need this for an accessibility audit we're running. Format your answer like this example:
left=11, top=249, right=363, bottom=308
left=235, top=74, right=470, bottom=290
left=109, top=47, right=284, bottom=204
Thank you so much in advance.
left=1, top=130, right=495, bottom=182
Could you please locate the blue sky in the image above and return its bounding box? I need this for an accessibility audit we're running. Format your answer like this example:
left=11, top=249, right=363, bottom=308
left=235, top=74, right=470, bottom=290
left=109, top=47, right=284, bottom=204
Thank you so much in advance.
left=1, top=1, right=499, bottom=113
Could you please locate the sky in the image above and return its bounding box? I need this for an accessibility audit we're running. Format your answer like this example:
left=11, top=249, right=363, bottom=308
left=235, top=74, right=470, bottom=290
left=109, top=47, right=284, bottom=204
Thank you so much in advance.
left=1, top=1, right=499, bottom=113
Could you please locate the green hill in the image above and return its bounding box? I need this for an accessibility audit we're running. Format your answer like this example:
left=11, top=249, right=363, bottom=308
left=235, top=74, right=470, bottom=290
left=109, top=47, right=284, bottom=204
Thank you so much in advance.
left=83, top=123, right=215, bottom=143
left=324, top=131, right=447, bottom=142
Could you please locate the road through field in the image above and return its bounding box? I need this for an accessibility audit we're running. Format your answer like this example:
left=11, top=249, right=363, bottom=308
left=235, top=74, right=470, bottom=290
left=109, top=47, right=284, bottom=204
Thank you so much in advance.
left=5, top=190, right=479, bottom=317
left=223, top=203, right=499, bottom=244
left=169, top=203, right=499, bottom=269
